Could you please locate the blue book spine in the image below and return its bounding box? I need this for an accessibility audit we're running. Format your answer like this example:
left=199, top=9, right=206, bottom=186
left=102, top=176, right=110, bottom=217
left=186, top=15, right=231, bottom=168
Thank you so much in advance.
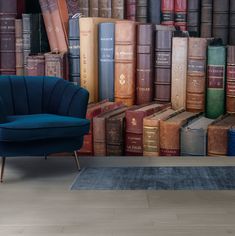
left=98, top=22, right=115, bottom=102
left=228, top=128, right=235, bottom=156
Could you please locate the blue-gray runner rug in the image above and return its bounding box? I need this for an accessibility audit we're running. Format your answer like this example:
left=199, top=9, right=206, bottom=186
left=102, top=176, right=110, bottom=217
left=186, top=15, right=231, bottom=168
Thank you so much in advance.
left=71, top=167, right=235, bottom=190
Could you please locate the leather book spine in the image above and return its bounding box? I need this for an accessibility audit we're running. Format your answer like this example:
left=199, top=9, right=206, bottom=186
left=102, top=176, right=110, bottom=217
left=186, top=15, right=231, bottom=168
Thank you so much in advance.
left=22, top=14, right=31, bottom=75
left=136, top=0, right=148, bottom=23
left=115, top=21, right=137, bottom=106
left=174, top=0, right=187, bottom=31
left=99, top=0, right=112, bottom=18
left=66, top=0, right=80, bottom=16
left=148, top=0, right=161, bottom=24
left=26, top=54, right=45, bottom=76
left=99, top=22, right=115, bottom=102
left=212, top=0, right=229, bottom=45
left=39, top=0, right=59, bottom=52
left=154, top=28, right=174, bottom=102
left=0, top=0, right=17, bottom=75
left=230, top=1, right=235, bottom=45
left=112, top=0, right=124, bottom=19
left=187, top=0, right=200, bottom=35
left=45, top=52, right=68, bottom=80
left=48, top=0, right=68, bottom=52
left=126, top=0, right=137, bottom=21
left=161, top=0, right=174, bottom=26
left=136, top=24, right=154, bottom=105
left=200, top=0, right=212, bottom=38
left=171, top=37, right=188, bottom=110
left=227, top=46, right=235, bottom=114
left=78, top=0, right=89, bottom=17
left=69, top=15, right=80, bottom=85
left=17, top=0, right=25, bottom=18
left=228, top=127, right=235, bottom=156
left=90, top=0, right=99, bottom=17
left=15, top=19, right=24, bottom=76
left=186, top=38, right=208, bottom=113
left=206, top=46, right=226, bottom=119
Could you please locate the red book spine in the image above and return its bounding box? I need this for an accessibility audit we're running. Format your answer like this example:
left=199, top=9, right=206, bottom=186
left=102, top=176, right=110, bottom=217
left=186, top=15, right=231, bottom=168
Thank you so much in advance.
left=174, top=0, right=187, bottom=31
left=126, top=0, right=136, bottom=21
left=161, top=0, right=174, bottom=26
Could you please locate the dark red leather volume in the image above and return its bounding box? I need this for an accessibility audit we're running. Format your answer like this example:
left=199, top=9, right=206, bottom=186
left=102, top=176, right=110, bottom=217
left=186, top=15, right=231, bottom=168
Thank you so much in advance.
left=126, top=0, right=136, bottom=21
left=0, top=0, right=17, bottom=75
left=227, top=46, right=235, bottom=114
left=136, top=24, right=154, bottom=105
left=161, top=0, right=174, bottom=26
left=174, top=0, right=187, bottom=31
left=154, top=25, right=175, bottom=102
left=26, top=54, right=45, bottom=76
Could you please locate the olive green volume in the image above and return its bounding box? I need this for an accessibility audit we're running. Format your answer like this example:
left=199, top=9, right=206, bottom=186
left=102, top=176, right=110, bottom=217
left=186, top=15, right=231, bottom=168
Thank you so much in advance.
left=206, top=46, right=226, bottom=119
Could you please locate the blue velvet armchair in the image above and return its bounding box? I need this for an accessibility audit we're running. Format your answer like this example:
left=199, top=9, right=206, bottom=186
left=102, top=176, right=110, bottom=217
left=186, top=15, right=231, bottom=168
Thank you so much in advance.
left=0, top=76, right=90, bottom=182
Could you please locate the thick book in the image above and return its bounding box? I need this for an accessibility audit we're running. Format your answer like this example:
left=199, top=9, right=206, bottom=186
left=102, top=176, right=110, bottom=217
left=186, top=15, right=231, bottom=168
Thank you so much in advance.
left=90, top=0, right=99, bottom=17
left=148, top=0, right=161, bottom=24
left=206, top=45, right=226, bottom=119
left=93, top=106, right=127, bottom=156
left=112, top=0, right=124, bottom=19
left=187, top=0, right=200, bottom=35
left=143, top=108, right=177, bottom=157
left=80, top=17, right=116, bottom=103
left=15, top=19, right=24, bottom=76
left=45, top=52, right=68, bottom=81
left=228, top=127, right=235, bottom=156
left=161, top=0, right=174, bottom=26
left=136, top=24, right=154, bottom=105
left=126, top=0, right=136, bottom=21
left=200, top=0, right=212, bottom=38
left=174, top=0, right=187, bottom=31
left=78, top=0, right=89, bottom=17
left=208, top=115, right=235, bottom=156
left=26, top=54, right=45, bottom=76
left=212, top=0, right=229, bottom=45
left=227, top=46, right=235, bottom=114
left=230, top=1, right=235, bottom=45
left=154, top=25, right=175, bottom=102
left=0, top=0, right=17, bottom=75
left=115, top=20, right=137, bottom=106
left=99, top=22, right=115, bottom=102
left=39, top=0, right=59, bottom=52
left=180, top=116, right=214, bottom=156
left=160, top=111, right=200, bottom=156
left=136, top=0, right=148, bottom=23
left=78, top=101, right=123, bottom=155
left=125, top=103, right=170, bottom=156
left=99, top=0, right=112, bottom=18
left=186, top=38, right=208, bottom=113
left=69, top=14, right=81, bottom=85
left=66, top=0, right=80, bottom=16
left=171, top=34, right=188, bottom=110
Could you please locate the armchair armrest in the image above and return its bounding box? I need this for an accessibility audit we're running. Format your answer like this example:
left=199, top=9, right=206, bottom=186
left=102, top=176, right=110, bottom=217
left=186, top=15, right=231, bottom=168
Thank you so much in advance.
left=0, top=96, right=6, bottom=123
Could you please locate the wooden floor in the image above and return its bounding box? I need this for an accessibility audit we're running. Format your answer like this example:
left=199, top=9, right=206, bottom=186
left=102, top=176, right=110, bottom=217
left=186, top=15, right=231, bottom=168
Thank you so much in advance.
left=0, top=157, right=235, bottom=236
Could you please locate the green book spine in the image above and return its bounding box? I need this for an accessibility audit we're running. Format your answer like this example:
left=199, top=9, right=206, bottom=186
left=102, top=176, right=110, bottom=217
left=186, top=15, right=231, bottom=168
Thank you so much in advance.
left=206, top=46, right=226, bottom=119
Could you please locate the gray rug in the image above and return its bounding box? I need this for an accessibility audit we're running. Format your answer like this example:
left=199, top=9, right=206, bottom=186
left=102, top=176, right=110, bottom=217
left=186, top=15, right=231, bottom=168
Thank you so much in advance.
left=71, top=167, right=235, bottom=190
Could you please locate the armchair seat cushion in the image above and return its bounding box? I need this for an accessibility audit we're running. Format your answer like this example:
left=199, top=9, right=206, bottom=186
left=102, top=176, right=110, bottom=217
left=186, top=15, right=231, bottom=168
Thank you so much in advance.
left=0, top=114, right=90, bottom=142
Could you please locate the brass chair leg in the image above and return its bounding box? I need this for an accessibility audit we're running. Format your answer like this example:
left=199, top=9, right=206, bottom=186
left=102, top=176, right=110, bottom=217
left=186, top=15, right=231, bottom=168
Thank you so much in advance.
left=1, top=157, right=6, bottom=183
left=74, top=151, right=81, bottom=171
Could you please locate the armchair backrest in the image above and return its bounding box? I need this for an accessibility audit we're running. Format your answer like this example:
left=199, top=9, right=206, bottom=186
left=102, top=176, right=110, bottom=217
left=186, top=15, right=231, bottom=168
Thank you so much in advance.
left=0, top=76, right=89, bottom=119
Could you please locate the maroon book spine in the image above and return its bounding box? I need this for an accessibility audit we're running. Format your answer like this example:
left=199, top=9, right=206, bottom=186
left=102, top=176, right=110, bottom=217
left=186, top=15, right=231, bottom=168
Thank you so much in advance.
left=126, top=0, right=136, bottom=21
left=174, top=0, right=187, bottom=31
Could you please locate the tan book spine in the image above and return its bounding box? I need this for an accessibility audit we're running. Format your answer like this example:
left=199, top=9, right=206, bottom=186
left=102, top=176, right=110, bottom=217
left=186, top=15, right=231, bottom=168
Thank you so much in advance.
left=171, top=37, right=188, bottom=110
left=115, top=21, right=137, bottom=106
left=15, top=19, right=24, bottom=76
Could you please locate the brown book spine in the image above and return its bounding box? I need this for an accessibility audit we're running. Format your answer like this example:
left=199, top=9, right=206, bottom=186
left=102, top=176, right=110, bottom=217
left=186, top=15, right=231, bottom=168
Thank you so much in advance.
left=78, top=0, right=90, bottom=17
left=26, top=54, right=45, bottom=76
left=90, top=0, right=99, bottom=17
left=136, top=0, right=148, bottom=23
left=39, top=0, right=59, bottom=52
left=45, top=52, right=68, bottom=80
left=99, top=0, right=112, bottom=18
left=200, top=0, right=213, bottom=38
left=112, top=0, right=124, bottom=19
left=154, top=26, right=174, bottom=102
left=15, top=19, right=24, bottom=76
left=227, top=46, right=235, bottom=114
left=126, top=0, right=136, bottom=21
left=48, top=0, right=68, bottom=52
left=230, top=1, right=235, bottom=45
left=186, top=38, right=208, bottom=113
left=136, top=24, right=154, bottom=105
left=115, top=21, right=137, bottom=106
